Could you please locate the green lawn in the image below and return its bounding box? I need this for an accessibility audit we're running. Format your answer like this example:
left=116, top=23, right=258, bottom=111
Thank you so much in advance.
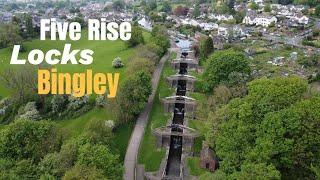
left=57, top=108, right=110, bottom=138
left=0, top=30, right=151, bottom=162
left=0, top=30, right=151, bottom=96
left=187, top=157, right=208, bottom=176
left=138, top=53, right=176, bottom=171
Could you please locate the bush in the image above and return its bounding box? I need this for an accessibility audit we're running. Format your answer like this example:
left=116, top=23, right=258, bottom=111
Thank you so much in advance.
left=17, top=102, right=41, bottom=121
left=67, top=94, right=89, bottom=111
left=112, top=57, right=124, bottom=68
left=95, top=94, right=107, bottom=107
left=51, top=95, right=68, bottom=113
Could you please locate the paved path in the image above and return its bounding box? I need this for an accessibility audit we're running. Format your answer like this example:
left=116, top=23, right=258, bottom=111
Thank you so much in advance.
left=124, top=52, right=170, bottom=180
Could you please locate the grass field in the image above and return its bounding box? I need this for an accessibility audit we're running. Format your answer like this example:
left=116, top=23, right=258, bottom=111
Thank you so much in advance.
left=138, top=53, right=176, bottom=171
left=0, top=30, right=151, bottom=96
left=0, top=30, right=151, bottom=161
left=187, top=157, right=209, bottom=176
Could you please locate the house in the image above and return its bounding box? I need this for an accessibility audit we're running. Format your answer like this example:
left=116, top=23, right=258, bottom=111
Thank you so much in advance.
left=233, top=25, right=249, bottom=38
left=181, top=18, right=200, bottom=27
left=243, top=11, right=277, bottom=27
left=138, top=17, right=152, bottom=31
left=212, top=35, right=225, bottom=50
left=290, top=13, right=309, bottom=25
left=200, top=143, right=219, bottom=172
left=209, top=14, right=234, bottom=22
left=0, top=12, right=13, bottom=24
left=255, top=15, right=277, bottom=27
left=218, top=24, right=230, bottom=37
left=253, top=0, right=265, bottom=7
left=199, top=22, right=218, bottom=31
left=242, top=10, right=257, bottom=25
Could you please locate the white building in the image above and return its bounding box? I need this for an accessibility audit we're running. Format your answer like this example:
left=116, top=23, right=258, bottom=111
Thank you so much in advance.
left=209, top=14, right=234, bottom=22
left=138, top=17, right=152, bottom=31
left=243, top=11, right=277, bottom=27
left=290, top=13, right=309, bottom=25
left=199, top=22, right=218, bottom=31
left=218, top=25, right=230, bottom=37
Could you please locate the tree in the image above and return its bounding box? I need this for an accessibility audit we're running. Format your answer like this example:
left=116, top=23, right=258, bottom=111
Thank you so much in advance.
left=231, top=163, right=281, bottom=180
left=24, top=14, right=35, bottom=38
left=0, top=67, right=37, bottom=102
left=199, top=170, right=227, bottom=180
left=173, top=6, right=189, bottom=16
left=0, top=159, right=39, bottom=179
left=206, top=77, right=312, bottom=178
left=193, top=3, right=201, bottom=18
left=63, top=165, right=106, bottom=180
left=126, top=26, right=144, bottom=47
left=151, top=25, right=170, bottom=56
left=112, top=0, right=124, bottom=11
left=316, top=5, right=320, bottom=17
left=126, top=57, right=155, bottom=76
left=0, top=23, right=23, bottom=49
left=264, top=3, right=271, bottom=12
left=135, top=45, right=161, bottom=63
left=77, top=144, right=122, bottom=179
left=199, top=36, right=214, bottom=62
left=147, top=0, right=157, bottom=10
left=251, top=97, right=320, bottom=179
left=227, top=0, right=235, bottom=12
left=161, top=1, right=172, bottom=13
left=213, top=3, right=230, bottom=14
left=115, top=71, right=152, bottom=122
left=278, top=0, right=293, bottom=5
left=202, top=50, right=250, bottom=92
left=249, top=2, right=259, bottom=10
left=83, top=119, right=113, bottom=146
left=0, top=120, right=62, bottom=162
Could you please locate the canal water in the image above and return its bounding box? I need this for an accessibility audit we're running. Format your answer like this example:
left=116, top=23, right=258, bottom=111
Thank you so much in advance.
left=165, top=47, right=191, bottom=177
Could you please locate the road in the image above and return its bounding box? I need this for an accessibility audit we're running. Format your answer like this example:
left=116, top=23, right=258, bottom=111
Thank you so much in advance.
left=123, top=52, right=170, bottom=180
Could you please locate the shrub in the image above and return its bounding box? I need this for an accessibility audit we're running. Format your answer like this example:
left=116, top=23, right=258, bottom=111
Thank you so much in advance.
left=112, top=57, right=124, bottom=68
left=17, top=102, right=41, bottom=121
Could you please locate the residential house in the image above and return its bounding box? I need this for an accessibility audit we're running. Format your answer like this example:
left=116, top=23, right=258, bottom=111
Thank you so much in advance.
left=218, top=24, right=231, bottom=37
left=243, top=11, right=277, bottom=27
left=290, top=13, right=309, bottom=25
left=212, top=35, right=225, bottom=50
left=208, top=14, right=234, bottom=22
left=138, top=17, right=152, bottom=31
left=199, top=22, right=218, bottom=31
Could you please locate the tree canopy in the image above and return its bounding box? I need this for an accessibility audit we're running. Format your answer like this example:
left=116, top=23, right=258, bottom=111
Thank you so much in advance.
left=202, top=50, right=250, bottom=92
left=126, top=26, right=144, bottom=47
left=205, top=76, right=320, bottom=179
left=199, top=36, right=214, bottom=62
left=0, top=120, right=62, bottom=162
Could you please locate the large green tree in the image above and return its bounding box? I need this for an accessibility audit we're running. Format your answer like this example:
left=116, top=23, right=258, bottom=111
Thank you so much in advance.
left=77, top=144, right=122, bottom=179
left=202, top=50, right=250, bottom=92
left=205, top=77, right=320, bottom=178
left=199, top=36, right=214, bottom=62
left=161, top=1, right=172, bottom=13
left=126, top=26, right=144, bottom=47
left=115, top=71, right=152, bottom=123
